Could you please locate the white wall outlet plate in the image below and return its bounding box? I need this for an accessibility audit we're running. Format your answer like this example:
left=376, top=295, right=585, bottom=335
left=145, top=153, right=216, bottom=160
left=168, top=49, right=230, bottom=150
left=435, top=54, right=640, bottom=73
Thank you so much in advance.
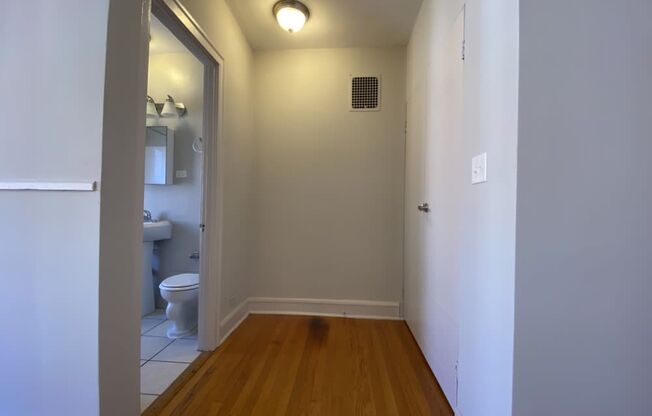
left=471, top=153, right=487, bottom=184
left=175, top=170, right=187, bottom=179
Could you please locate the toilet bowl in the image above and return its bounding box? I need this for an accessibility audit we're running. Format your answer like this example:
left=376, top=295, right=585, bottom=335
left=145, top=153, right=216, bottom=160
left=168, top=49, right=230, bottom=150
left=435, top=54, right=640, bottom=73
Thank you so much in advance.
left=159, top=273, right=199, bottom=338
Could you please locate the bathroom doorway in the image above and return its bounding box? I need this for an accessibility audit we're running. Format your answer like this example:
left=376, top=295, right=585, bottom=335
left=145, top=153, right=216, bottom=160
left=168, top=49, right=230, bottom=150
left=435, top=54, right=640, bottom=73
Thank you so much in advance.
left=139, top=0, right=225, bottom=412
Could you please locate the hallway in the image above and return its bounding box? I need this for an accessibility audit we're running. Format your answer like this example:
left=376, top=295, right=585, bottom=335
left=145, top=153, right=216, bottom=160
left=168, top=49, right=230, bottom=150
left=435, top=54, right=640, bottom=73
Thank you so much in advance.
left=2, top=1, right=650, bottom=415
left=143, top=315, right=453, bottom=415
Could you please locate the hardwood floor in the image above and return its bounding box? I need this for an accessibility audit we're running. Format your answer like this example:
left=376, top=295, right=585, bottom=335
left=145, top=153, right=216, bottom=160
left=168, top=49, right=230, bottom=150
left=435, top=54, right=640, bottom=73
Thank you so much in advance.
left=144, top=315, right=453, bottom=416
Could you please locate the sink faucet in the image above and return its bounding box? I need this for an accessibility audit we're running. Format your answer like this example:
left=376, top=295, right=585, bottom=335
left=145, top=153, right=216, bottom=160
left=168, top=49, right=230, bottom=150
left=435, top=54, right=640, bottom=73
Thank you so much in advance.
left=143, top=210, right=153, bottom=222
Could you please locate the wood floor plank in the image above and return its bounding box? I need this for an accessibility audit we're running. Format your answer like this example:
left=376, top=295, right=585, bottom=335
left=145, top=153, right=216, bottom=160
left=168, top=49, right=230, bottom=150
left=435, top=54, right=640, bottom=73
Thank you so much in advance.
left=392, top=322, right=453, bottom=415
left=250, top=316, right=309, bottom=415
left=285, top=316, right=331, bottom=415
left=361, top=319, right=399, bottom=416
left=229, top=315, right=294, bottom=414
left=347, top=319, right=377, bottom=416
left=147, top=315, right=454, bottom=416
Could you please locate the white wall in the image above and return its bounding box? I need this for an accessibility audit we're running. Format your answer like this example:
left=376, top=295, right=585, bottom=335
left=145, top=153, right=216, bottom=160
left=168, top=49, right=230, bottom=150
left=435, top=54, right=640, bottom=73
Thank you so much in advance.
left=0, top=2, right=107, bottom=414
left=406, top=0, right=519, bottom=414
left=180, top=0, right=256, bottom=324
left=251, top=47, right=406, bottom=304
left=145, top=52, right=204, bottom=300
left=0, top=0, right=149, bottom=415
left=458, top=2, right=519, bottom=414
left=98, top=0, right=150, bottom=413
left=513, top=1, right=652, bottom=415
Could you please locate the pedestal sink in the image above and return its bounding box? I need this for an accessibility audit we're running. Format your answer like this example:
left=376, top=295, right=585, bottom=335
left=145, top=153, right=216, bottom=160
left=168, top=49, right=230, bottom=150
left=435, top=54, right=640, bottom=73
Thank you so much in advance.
left=144, top=220, right=172, bottom=242
left=142, top=221, right=172, bottom=316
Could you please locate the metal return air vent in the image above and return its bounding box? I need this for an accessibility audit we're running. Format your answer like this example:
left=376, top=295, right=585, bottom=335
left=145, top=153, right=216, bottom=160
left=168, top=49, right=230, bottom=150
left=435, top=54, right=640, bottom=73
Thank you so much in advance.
left=350, top=75, right=381, bottom=111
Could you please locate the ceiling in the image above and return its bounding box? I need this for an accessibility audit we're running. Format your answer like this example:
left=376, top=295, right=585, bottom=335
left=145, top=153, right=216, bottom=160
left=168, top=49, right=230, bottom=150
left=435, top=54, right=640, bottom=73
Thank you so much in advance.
left=226, top=0, right=424, bottom=51
left=149, top=16, right=189, bottom=55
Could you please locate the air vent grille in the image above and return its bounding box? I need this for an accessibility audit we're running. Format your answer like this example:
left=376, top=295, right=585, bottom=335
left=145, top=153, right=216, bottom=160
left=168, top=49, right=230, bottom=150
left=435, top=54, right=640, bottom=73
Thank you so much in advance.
left=350, top=75, right=380, bottom=111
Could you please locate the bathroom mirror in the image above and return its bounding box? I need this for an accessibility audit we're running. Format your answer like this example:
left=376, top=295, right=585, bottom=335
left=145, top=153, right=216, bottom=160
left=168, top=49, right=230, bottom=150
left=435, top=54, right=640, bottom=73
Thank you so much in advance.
left=145, top=126, right=175, bottom=185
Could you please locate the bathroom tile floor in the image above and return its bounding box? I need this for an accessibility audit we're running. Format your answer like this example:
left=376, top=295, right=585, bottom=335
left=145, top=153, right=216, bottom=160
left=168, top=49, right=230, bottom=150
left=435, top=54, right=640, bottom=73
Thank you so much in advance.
left=140, top=309, right=200, bottom=413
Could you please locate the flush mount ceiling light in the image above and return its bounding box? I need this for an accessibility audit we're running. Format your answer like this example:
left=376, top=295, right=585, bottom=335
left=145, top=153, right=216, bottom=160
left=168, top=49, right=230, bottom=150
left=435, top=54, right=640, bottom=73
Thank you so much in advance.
left=273, top=0, right=310, bottom=33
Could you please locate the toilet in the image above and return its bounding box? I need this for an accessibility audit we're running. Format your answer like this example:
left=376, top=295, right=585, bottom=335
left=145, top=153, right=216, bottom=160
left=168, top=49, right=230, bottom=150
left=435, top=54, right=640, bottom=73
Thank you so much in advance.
left=159, top=273, right=199, bottom=338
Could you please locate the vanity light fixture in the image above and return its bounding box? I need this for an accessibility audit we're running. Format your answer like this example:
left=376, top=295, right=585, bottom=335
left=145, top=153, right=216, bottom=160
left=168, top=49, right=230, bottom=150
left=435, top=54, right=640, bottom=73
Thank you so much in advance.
left=146, top=95, right=159, bottom=119
left=147, top=95, right=187, bottom=119
left=273, top=0, right=310, bottom=33
left=160, top=95, right=187, bottom=118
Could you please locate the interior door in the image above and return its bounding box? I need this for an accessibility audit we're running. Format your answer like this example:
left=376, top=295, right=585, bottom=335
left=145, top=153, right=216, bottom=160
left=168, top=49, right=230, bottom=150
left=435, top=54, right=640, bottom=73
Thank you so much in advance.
left=404, top=5, right=466, bottom=411
left=425, top=6, right=465, bottom=408
left=403, top=53, right=429, bottom=352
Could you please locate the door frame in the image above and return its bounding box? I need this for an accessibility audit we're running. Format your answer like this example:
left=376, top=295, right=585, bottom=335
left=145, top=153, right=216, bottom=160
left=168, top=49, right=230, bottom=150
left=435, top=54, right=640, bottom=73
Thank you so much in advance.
left=151, top=0, right=226, bottom=351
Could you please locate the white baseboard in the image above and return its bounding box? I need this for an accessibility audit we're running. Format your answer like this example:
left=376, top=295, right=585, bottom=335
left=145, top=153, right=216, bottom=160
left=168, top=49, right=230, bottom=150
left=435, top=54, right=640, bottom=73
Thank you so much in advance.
left=218, top=297, right=402, bottom=344
left=219, top=299, right=249, bottom=343
left=249, top=297, right=401, bottom=320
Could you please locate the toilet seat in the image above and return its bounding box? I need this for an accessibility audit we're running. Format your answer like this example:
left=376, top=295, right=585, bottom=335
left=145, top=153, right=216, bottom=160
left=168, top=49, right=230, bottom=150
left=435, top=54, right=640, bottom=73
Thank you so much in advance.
left=160, top=273, right=199, bottom=292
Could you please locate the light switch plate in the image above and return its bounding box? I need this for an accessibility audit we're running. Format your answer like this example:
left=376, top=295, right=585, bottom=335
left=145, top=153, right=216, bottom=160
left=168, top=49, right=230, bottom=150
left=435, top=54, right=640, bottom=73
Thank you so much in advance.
left=175, top=170, right=187, bottom=179
left=471, top=153, right=487, bottom=184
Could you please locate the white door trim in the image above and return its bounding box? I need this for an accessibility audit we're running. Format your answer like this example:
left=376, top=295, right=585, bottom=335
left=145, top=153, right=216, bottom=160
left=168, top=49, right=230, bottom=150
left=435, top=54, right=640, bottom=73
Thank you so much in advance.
left=152, top=0, right=226, bottom=351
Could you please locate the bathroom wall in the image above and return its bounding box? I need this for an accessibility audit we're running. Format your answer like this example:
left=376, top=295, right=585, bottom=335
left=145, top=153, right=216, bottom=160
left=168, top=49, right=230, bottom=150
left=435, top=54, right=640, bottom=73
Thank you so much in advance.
left=251, top=47, right=406, bottom=304
left=145, top=52, right=204, bottom=304
left=406, top=0, right=519, bottom=414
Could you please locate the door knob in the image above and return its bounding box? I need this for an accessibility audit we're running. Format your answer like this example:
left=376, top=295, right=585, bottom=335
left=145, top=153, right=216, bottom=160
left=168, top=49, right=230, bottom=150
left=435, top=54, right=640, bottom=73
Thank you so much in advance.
left=417, top=203, right=430, bottom=213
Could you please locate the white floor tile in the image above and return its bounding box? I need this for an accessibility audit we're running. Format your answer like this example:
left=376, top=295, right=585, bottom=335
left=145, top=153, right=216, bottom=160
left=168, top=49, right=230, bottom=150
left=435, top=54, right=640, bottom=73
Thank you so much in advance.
left=152, top=339, right=200, bottom=363
left=140, top=360, right=147, bottom=367
left=140, top=394, right=158, bottom=412
left=141, top=318, right=163, bottom=334
left=144, top=309, right=167, bottom=321
left=140, top=361, right=188, bottom=395
left=141, top=336, right=173, bottom=360
left=144, top=320, right=174, bottom=337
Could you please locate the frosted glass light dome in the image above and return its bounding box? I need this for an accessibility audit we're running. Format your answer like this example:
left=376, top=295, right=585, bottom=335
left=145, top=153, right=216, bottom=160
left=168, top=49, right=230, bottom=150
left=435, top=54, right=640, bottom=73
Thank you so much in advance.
left=160, top=95, right=178, bottom=118
left=146, top=96, right=159, bottom=119
left=273, top=1, right=310, bottom=33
